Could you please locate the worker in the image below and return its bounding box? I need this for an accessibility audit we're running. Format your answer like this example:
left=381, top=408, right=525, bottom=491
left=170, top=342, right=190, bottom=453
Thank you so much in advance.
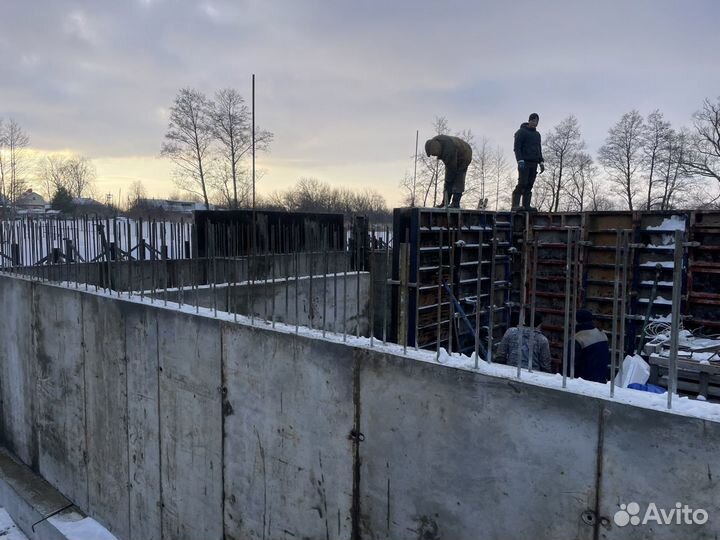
left=512, top=113, right=545, bottom=211
left=569, top=309, right=610, bottom=383
left=495, top=311, right=552, bottom=372
left=425, top=135, right=473, bottom=208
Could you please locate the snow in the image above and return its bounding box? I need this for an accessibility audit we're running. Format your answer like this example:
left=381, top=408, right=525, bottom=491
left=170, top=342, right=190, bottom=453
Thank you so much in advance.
left=640, top=280, right=673, bottom=286
left=49, top=514, right=118, bottom=540
left=638, top=295, right=672, bottom=305
left=645, top=215, right=686, bottom=231
left=640, top=260, right=677, bottom=268
left=8, top=272, right=720, bottom=423
left=0, top=508, right=28, bottom=540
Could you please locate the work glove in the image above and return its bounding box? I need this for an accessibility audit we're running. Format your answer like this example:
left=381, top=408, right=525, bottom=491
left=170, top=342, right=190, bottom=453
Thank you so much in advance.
left=517, top=160, right=525, bottom=170
left=539, top=162, right=545, bottom=174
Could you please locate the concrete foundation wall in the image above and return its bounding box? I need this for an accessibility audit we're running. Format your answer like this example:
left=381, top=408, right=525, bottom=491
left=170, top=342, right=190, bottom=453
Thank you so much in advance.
left=1, top=273, right=719, bottom=540
left=151, top=272, right=371, bottom=336
left=7, top=250, right=348, bottom=292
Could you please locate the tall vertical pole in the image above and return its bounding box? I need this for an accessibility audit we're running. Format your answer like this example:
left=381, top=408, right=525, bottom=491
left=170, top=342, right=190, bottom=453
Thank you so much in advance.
left=668, top=230, right=684, bottom=409
left=252, top=73, right=256, bottom=211
left=413, top=130, right=419, bottom=207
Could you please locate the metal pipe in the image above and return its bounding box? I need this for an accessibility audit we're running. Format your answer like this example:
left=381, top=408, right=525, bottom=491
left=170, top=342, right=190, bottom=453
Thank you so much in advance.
left=561, top=227, right=573, bottom=389
left=610, top=230, right=622, bottom=397
left=667, top=229, right=684, bottom=409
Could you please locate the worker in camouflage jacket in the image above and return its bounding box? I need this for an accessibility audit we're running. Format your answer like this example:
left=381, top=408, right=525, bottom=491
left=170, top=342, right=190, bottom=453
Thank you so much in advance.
left=495, top=311, right=552, bottom=372
left=425, top=135, right=473, bottom=208
left=512, top=113, right=545, bottom=211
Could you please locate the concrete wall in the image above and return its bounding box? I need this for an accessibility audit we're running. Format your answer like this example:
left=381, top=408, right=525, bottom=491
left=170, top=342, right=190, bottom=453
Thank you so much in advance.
left=1, top=273, right=719, bottom=540
left=7, top=250, right=348, bottom=292
left=151, top=272, right=371, bottom=336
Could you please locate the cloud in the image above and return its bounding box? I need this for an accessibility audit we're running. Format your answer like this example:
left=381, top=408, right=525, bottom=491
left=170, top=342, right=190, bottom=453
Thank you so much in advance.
left=0, top=0, right=718, bottom=203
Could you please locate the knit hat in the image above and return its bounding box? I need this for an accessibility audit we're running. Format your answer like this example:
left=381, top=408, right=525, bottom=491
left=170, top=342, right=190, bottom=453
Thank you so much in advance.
left=576, top=309, right=593, bottom=324
left=529, top=112, right=539, bottom=121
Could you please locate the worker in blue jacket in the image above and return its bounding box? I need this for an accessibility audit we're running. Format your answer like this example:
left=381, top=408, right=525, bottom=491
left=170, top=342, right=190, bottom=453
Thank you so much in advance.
left=569, top=309, right=610, bottom=383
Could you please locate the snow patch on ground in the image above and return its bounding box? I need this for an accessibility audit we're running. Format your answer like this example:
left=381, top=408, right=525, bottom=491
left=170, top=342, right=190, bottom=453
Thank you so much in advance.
left=0, top=508, right=28, bottom=540
left=49, top=514, right=118, bottom=540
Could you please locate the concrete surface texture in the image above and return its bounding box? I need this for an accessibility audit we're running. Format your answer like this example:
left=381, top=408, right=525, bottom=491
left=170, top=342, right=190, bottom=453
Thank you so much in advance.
left=148, top=272, right=370, bottom=335
left=0, top=273, right=719, bottom=540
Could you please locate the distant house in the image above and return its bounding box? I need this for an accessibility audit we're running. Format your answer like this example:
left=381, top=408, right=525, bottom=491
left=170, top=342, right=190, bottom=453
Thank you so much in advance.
left=15, top=189, right=48, bottom=213
left=71, top=196, right=112, bottom=216
left=136, top=198, right=212, bottom=213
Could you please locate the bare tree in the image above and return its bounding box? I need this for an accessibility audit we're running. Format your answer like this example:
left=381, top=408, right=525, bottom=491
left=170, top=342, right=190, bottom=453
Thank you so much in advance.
left=491, top=146, right=512, bottom=211
left=38, top=155, right=68, bottom=199
left=684, top=97, right=720, bottom=184
left=468, top=137, right=492, bottom=208
left=209, top=88, right=273, bottom=208
left=643, top=110, right=672, bottom=209
left=162, top=88, right=214, bottom=209
left=598, top=110, right=645, bottom=211
left=63, top=156, right=96, bottom=198
left=38, top=154, right=96, bottom=199
left=415, top=117, right=449, bottom=207
left=0, top=120, right=31, bottom=203
left=540, top=115, right=583, bottom=212
left=126, top=180, right=147, bottom=210
left=564, top=152, right=595, bottom=211
left=587, top=176, right=617, bottom=211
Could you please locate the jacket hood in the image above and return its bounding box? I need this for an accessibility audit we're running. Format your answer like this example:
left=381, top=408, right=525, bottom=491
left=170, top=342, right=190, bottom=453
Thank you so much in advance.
left=520, top=122, right=535, bottom=130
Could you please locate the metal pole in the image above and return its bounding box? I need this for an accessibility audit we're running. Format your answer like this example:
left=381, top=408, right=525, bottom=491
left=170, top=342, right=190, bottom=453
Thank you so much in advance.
left=610, top=230, right=622, bottom=397
left=487, top=221, right=498, bottom=363
left=474, top=211, right=483, bottom=368
left=667, top=230, right=684, bottom=409
left=569, top=228, right=580, bottom=379
left=561, top=228, right=572, bottom=389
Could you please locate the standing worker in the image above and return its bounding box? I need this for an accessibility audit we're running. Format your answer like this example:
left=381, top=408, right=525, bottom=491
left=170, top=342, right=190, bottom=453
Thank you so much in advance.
left=512, top=113, right=545, bottom=211
left=425, top=135, right=473, bottom=208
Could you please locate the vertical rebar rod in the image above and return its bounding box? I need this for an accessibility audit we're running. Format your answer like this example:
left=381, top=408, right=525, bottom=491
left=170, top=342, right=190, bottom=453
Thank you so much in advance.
left=322, top=226, right=328, bottom=337
left=569, top=228, right=580, bottom=379
left=667, top=230, right=684, bottom=409
left=356, top=225, right=362, bottom=340
left=487, top=221, right=498, bottom=363
left=610, top=230, right=622, bottom=397
left=561, top=227, right=573, bottom=389
left=618, top=230, right=630, bottom=385
left=271, top=226, right=277, bottom=329
left=528, top=237, right=538, bottom=372
left=517, top=213, right=530, bottom=378
left=382, top=225, right=389, bottom=345
left=474, top=212, right=483, bottom=368
left=343, top=224, right=348, bottom=342
left=369, top=226, right=375, bottom=347
left=436, top=225, right=443, bottom=362
left=447, top=213, right=454, bottom=356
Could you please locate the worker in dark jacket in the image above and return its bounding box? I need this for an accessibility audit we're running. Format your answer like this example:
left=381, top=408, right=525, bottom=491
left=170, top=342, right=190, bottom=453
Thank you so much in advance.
left=425, top=135, right=473, bottom=208
left=569, top=309, right=610, bottom=383
left=512, top=113, right=545, bottom=211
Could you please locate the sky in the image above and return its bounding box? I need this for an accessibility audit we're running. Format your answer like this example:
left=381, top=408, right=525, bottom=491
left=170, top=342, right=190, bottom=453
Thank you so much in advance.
left=1, top=0, right=719, bottom=207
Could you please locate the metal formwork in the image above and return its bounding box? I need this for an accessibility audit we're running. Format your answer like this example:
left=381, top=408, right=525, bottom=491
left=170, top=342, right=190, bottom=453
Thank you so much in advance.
left=391, top=208, right=513, bottom=355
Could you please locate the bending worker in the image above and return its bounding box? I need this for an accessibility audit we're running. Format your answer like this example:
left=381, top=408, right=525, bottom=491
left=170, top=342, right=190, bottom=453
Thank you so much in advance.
left=425, top=135, right=473, bottom=208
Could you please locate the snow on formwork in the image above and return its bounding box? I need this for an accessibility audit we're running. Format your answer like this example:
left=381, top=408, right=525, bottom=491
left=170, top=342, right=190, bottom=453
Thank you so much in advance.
left=645, top=215, right=687, bottom=231
left=26, top=276, right=720, bottom=425
left=0, top=508, right=28, bottom=540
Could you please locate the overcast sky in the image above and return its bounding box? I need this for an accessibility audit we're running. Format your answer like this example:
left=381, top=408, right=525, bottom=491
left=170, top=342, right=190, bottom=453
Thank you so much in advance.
left=1, top=0, right=719, bottom=205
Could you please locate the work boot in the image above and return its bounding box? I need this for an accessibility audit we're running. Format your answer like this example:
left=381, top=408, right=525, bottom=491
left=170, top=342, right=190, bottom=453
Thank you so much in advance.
left=511, top=189, right=521, bottom=211
left=522, top=191, right=537, bottom=212
left=449, top=193, right=462, bottom=208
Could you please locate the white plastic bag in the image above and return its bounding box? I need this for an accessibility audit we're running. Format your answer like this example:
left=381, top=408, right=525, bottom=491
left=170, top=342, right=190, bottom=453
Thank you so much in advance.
left=614, top=354, right=651, bottom=388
